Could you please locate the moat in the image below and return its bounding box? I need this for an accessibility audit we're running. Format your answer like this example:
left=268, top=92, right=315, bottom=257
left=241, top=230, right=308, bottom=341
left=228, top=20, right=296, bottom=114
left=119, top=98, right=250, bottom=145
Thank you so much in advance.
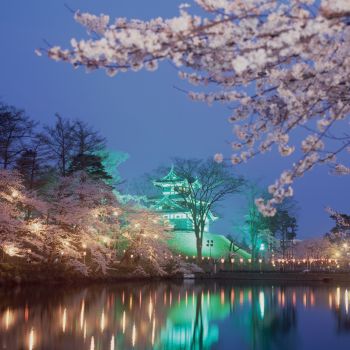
left=1, top=281, right=350, bottom=350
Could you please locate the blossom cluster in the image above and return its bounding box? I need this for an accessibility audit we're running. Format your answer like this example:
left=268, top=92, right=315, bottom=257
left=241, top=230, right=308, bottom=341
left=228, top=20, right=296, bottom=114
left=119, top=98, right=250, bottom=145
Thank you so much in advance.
left=39, top=0, right=350, bottom=215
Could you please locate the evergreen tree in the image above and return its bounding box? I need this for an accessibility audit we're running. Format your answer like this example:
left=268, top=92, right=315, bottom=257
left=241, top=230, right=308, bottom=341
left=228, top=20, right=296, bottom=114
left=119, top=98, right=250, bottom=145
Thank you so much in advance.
left=68, top=153, right=112, bottom=182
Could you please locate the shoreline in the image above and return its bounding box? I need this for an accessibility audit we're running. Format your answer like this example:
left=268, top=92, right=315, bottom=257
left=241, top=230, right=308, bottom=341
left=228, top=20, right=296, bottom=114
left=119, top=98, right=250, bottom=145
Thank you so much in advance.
left=196, top=271, right=350, bottom=284
left=1, top=270, right=350, bottom=287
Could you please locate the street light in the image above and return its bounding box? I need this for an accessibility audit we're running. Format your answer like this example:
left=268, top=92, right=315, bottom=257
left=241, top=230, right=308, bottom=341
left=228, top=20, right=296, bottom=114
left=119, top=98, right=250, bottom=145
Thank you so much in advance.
left=206, top=240, right=214, bottom=258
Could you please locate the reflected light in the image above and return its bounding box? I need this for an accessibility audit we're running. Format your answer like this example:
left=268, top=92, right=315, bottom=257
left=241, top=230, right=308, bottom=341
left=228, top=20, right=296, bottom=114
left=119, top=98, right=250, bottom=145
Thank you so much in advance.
left=80, top=300, right=85, bottom=330
left=122, top=311, right=126, bottom=334
left=329, top=293, right=333, bottom=309
left=230, top=289, right=235, bottom=305
left=28, top=327, right=35, bottom=350
left=336, top=287, right=341, bottom=308
left=303, top=293, right=307, bottom=308
left=84, top=321, right=87, bottom=340
left=259, top=291, right=265, bottom=319
left=5, top=308, right=14, bottom=330
left=62, top=308, right=67, bottom=333
left=110, top=335, right=115, bottom=350
left=345, top=289, right=349, bottom=315
left=239, top=290, right=244, bottom=305
left=132, top=323, right=136, bottom=347
left=281, top=291, right=285, bottom=307
left=100, top=310, right=105, bottom=332
left=152, top=317, right=156, bottom=345
left=90, top=336, right=95, bottom=350
left=310, top=292, right=315, bottom=307
left=148, top=298, right=153, bottom=321
left=220, top=290, right=225, bottom=305
left=24, top=305, right=29, bottom=322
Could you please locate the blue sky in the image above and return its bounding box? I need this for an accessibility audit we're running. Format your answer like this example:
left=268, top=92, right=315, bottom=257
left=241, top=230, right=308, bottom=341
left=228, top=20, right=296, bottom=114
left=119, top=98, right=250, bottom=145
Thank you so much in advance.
left=0, top=0, right=349, bottom=238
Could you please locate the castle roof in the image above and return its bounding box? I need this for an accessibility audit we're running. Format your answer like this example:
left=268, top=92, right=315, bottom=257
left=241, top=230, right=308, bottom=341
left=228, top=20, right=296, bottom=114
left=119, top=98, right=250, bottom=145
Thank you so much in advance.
left=153, top=195, right=190, bottom=212
left=153, top=165, right=186, bottom=185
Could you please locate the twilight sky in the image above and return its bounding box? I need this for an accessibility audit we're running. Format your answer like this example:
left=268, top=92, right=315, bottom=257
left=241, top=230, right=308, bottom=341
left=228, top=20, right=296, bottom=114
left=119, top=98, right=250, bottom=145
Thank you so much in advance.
left=0, top=0, right=349, bottom=239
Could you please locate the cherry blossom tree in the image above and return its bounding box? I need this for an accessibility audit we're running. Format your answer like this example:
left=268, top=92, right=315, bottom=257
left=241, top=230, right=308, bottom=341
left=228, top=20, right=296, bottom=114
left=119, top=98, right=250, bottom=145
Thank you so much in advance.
left=293, top=237, right=334, bottom=259
left=0, top=169, right=122, bottom=276
left=118, top=207, right=173, bottom=276
left=0, top=169, right=48, bottom=260
left=40, top=0, right=350, bottom=215
left=325, top=206, right=350, bottom=244
left=43, top=171, right=121, bottom=275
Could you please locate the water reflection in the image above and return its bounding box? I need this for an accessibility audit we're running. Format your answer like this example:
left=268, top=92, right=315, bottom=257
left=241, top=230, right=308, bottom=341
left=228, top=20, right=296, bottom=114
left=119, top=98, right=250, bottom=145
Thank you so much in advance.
left=0, top=282, right=350, bottom=349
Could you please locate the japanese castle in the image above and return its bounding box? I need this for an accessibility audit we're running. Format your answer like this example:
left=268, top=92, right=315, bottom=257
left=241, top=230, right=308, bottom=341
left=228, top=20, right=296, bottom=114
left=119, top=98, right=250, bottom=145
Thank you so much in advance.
left=149, top=166, right=251, bottom=260
left=151, top=166, right=217, bottom=231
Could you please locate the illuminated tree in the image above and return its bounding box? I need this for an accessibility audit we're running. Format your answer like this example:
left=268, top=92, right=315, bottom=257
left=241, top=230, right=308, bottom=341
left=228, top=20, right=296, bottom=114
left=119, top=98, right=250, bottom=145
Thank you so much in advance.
left=240, top=184, right=273, bottom=261
left=43, top=171, right=121, bottom=274
left=172, top=158, right=244, bottom=262
left=236, top=182, right=298, bottom=260
left=265, top=203, right=298, bottom=258
left=0, top=169, right=29, bottom=237
left=325, top=207, right=350, bottom=245
left=0, top=168, right=122, bottom=276
left=41, top=0, right=350, bottom=214
left=119, top=207, right=173, bottom=276
left=0, top=169, right=48, bottom=260
left=294, top=237, right=334, bottom=260
left=97, top=149, right=129, bottom=187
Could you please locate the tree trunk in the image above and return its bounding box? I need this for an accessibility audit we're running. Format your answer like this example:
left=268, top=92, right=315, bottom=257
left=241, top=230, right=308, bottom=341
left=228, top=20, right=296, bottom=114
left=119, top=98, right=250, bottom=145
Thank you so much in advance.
left=191, top=292, right=204, bottom=349
left=196, top=236, right=203, bottom=264
left=3, top=147, right=9, bottom=169
left=252, top=248, right=257, bottom=265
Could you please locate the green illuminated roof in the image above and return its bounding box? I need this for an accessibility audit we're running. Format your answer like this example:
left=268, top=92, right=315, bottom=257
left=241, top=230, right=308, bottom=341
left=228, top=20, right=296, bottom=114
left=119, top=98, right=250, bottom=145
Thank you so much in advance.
left=153, top=165, right=186, bottom=185
left=168, top=231, right=251, bottom=259
left=153, top=196, right=189, bottom=212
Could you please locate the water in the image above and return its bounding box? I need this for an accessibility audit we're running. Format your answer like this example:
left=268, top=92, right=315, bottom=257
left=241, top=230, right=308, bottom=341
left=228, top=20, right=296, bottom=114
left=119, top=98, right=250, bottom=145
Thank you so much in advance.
left=0, top=281, right=350, bottom=350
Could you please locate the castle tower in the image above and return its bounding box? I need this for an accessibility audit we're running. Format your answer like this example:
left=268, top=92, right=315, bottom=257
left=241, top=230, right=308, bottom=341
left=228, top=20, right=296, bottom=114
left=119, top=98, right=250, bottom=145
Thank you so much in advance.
left=152, top=166, right=216, bottom=232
